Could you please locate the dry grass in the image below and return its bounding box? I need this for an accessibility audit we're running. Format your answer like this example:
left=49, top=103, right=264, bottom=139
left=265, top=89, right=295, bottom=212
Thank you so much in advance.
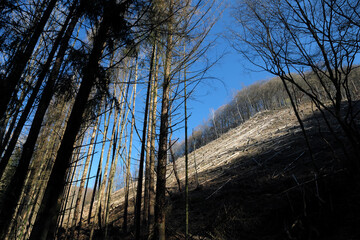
left=70, top=104, right=360, bottom=239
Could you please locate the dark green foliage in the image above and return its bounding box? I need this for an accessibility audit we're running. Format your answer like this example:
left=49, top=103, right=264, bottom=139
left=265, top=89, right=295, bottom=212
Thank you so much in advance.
left=54, top=73, right=77, bottom=102
left=67, top=47, right=90, bottom=75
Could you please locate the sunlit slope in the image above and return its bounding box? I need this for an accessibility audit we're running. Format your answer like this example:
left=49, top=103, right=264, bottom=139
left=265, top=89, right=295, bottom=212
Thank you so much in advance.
left=99, top=104, right=358, bottom=240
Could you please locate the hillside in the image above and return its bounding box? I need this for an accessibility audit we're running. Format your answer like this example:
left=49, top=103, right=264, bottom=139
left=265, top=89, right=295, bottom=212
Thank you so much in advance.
left=81, top=103, right=360, bottom=239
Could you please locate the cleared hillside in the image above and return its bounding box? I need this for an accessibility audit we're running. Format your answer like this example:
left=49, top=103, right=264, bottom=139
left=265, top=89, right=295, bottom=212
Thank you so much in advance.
left=163, top=105, right=360, bottom=239
left=78, top=103, right=360, bottom=239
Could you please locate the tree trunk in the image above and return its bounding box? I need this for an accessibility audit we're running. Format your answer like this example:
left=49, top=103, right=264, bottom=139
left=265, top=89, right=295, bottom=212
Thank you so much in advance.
left=144, top=42, right=157, bottom=231
left=98, top=98, right=118, bottom=228
left=0, top=2, right=79, bottom=179
left=28, top=5, right=113, bottom=238
left=148, top=45, right=160, bottom=236
left=123, top=59, right=138, bottom=233
left=0, top=5, right=80, bottom=236
left=0, top=0, right=58, bottom=121
left=134, top=44, right=156, bottom=240
left=58, top=147, right=80, bottom=230
left=0, top=56, right=37, bottom=157
left=88, top=107, right=111, bottom=229
left=11, top=98, right=68, bottom=239
left=104, top=74, right=131, bottom=237
left=64, top=139, right=86, bottom=237
left=169, top=131, right=181, bottom=192
left=77, top=114, right=101, bottom=238
left=22, top=100, right=70, bottom=239
left=103, top=82, right=125, bottom=238
left=184, top=57, right=189, bottom=239
left=154, top=1, right=174, bottom=238
left=70, top=117, right=99, bottom=239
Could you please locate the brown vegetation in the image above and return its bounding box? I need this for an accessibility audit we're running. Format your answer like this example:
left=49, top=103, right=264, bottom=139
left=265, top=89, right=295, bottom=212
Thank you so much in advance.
left=89, top=102, right=360, bottom=239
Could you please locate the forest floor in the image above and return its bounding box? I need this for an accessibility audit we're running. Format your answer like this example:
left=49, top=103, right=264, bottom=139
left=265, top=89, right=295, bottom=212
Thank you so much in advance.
left=73, top=103, right=360, bottom=239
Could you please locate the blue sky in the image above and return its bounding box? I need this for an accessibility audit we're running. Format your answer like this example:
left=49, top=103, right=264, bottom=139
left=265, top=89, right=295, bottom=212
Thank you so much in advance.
left=177, top=4, right=272, bottom=139
left=85, top=2, right=275, bottom=187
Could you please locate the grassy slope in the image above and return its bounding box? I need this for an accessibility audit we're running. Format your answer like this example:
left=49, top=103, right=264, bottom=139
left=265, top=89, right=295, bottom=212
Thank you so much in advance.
left=85, top=104, right=360, bottom=239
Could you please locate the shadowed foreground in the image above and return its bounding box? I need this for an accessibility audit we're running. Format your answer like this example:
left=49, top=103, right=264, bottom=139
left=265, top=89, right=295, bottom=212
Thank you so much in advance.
left=64, top=105, right=360, bottom=239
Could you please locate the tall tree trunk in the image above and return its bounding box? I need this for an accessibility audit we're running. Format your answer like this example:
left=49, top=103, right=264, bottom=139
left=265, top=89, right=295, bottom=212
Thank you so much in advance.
left=11, top=98, right=68, bottom=239
left=28, top=5, right=114, bottom=238
left=77, top=113, right=101, bottom=238
left=184, top=63, right=189, bottom=240
left=169, top=129, right=181, bottom=192
left=0, top=0, right=58, bottom=121
left=69, top=117, right=99, bottom=239
left=0, top=0, right=49, bottom=152
left=154, top=1, right=174, bottom=238
left=0, top=53, right=38, bottom=156
left=148, top=45, right=160, bottom=236
left=46, top=102, right=75, bottom=232
left=64, top=139, right=86, bottom=237
left=89, top=88, right=118, bottom=239
left=0, top=2, right=79, bottom=179
left=97, top=98, right=118, bottom=229
left=0, top=5, right=80, bottom=236
left=144, top=42, right=157, bottom=230
left=22, top=100, right=71, bottom=239
left=123, top=59, right=138, bottom=233
left=104, top=75, right=131, bottom=238
left=88, top=104, right=111, bottom=231
left=58, top=146, right=80, bottom=231
left=134, top=43, right=156, bottom=240
left=102, top=82, right=124, bottom=238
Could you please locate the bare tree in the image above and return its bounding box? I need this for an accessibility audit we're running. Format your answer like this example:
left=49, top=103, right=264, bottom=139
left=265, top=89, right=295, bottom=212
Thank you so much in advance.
left=123, top=58, right=138, bottom=233
left=232, top=0, right=360, bottom=173
left=134, top=41, right=156, bottom=240
left=154, top=0, right=174, bottom=238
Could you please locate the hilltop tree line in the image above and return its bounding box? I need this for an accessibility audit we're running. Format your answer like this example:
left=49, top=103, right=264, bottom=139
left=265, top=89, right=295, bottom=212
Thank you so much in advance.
left=175, top=0, right=360, bottom=180
left=233, top=0, right=360, bottom=175
left=175, top=67, right=360, bottom=158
